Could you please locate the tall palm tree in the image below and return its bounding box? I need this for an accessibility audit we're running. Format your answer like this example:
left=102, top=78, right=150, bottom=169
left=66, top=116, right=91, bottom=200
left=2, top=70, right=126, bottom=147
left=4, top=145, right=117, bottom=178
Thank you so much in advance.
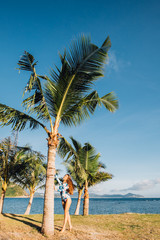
left=79, top=143, right=105, bottom=215
left=58, top=137, right=86, bottom=215
left=58, top=137, right=112, bottom=215
left=13, top=150, right=46, bottom=215
left=0, top=35, right=118, bottom=235
left=0, top=137, right=25, bottom=213
left=66, top=159, right=85, bottom=215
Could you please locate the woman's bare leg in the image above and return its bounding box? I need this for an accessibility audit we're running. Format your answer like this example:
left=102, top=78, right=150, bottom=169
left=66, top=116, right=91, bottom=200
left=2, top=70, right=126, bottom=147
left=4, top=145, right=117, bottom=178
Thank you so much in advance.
left=67, top=212, right=72, bottom=231
left=62, top=200, right=65, bottom=210
left=61, top=198, right=71, bottom=233
left=63, top=200, right=72, bottom=231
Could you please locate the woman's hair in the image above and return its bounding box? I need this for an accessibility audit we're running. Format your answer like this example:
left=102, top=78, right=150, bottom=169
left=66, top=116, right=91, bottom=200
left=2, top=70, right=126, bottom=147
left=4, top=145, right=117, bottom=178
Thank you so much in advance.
left=66, top=174, right=74, bottom=195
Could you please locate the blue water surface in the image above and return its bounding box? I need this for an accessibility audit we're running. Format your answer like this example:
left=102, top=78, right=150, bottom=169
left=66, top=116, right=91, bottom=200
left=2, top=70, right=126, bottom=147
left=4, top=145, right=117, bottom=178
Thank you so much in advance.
left=3, top=198, right=160, bottom=215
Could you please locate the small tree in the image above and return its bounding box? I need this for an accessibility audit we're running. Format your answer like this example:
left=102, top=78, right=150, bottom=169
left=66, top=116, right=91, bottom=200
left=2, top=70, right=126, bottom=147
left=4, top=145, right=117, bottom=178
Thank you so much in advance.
left=13, top=150, right=46, bottom=215
left=0, top=137, right=26, bottom=213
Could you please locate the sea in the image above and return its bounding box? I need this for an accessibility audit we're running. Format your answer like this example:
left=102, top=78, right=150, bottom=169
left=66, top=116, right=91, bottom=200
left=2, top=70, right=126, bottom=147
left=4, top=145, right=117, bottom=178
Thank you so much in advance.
left=2, top=198, right=160, bottom=215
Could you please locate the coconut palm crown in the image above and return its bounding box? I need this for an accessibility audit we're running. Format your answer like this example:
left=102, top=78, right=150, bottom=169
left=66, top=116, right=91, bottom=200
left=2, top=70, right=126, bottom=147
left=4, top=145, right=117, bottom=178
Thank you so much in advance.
left=58, top=137, right=112, bottom=215
left=0, top=35, right=118, bottom=235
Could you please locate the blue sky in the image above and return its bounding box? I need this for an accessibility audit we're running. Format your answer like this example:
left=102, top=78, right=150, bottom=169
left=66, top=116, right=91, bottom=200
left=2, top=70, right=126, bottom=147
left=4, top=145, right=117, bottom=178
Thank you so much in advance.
left=0, top=0, right=160, bottom=197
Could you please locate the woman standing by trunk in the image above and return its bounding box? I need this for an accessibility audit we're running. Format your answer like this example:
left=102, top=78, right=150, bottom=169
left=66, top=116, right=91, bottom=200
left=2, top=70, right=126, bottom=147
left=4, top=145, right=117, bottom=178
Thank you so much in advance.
left=55, top=174, right=74, bottom=232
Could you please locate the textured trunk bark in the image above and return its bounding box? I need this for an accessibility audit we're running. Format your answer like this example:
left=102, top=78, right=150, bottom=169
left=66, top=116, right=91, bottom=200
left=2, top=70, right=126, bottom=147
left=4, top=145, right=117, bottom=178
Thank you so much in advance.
left=74, top=188, right=83, bottom=215
left=0, top=190, right=6, bottom=214
left=83, top=181, right=89, bottom=216
left=41, top=125, right=60, bottom=236
left=24, top=191, right=34, bottom=215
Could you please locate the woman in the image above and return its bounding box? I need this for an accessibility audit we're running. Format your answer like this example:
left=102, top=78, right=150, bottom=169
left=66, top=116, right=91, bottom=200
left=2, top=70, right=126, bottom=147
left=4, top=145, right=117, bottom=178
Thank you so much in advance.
left=55, top=174, right=74, bottom=232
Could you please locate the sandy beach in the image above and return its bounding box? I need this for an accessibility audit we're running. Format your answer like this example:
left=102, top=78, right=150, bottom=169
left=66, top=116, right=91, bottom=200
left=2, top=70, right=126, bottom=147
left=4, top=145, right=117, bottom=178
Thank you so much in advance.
left=0, top=213, right=160, bottom=240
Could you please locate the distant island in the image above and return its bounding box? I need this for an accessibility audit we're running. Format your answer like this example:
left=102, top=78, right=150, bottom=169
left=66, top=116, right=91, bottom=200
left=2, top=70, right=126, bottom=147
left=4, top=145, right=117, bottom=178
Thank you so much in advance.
left=0, top=183, right=28, bottom=197
left=71, top=192, right=144, bottom=198
left=35, top=192, right=144, bottom=198
left=0, top=183, right=144, bottom=198
left=88, top=193, right=144, bottom=198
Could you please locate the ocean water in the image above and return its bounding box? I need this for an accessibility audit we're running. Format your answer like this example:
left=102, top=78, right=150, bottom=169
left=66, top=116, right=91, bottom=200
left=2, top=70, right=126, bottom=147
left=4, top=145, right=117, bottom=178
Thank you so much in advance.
left=2, top=198, right=160, bottom=215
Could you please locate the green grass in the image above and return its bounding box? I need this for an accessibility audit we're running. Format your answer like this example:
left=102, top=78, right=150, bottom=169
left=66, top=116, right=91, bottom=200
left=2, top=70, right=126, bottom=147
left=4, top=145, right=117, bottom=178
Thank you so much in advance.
left=0, top=213, right=160, bottom=240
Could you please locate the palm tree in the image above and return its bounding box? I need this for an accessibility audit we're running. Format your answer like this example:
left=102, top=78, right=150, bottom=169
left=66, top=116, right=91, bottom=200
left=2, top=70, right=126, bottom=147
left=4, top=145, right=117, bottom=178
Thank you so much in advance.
left=0, top=35, right=118, bottom=235
left=66, top=159, right=85, bottom=215
left=0, top=137, right=25, bottom=213
left=58, top=137, right=86, bottom=215
left=79, top=142, right=111, bottom=215
left=13, top=150, right=46, bottom=215
left=85, top=163, right=113, bottom=215
left=58, top=137, right=112, bottom=215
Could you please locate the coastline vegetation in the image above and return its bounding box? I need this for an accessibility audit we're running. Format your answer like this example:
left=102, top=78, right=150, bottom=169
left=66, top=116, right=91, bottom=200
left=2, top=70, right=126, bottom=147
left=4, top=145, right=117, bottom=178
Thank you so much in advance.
left=0, top=136, right=47, bottom=214
left=0, top=182, right=27, bottom=197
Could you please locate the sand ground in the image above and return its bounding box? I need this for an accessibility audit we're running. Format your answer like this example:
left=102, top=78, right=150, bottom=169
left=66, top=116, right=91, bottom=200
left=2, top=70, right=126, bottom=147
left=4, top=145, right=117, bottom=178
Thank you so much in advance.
left=0, top=213, right=160, bottom=240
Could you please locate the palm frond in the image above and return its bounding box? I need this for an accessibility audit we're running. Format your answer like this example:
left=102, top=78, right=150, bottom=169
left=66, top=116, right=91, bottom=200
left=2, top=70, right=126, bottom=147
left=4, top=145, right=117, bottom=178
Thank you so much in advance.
left=64, top=159, right=87, bottom=185
left=58, top=137, right=77, bottom=161
left=22, top=77, right=51, bottom=121
left=18, top=51, right=37, bottom=72
left=101, top=92, right=119, bottom=112
left=70, top=137, right=82, bottom=153
left=17, top=52, right=52, bottom=122
left=88, top=171, right=113, bottom=186
left=98, top=162, right=106, bottom=169
left=0, top=103, right=45, bottom=131
left=44, top=77, right=58, bottom=118
left=46, top=35, right=112, bottom=123
left=60, top=91, right=118, bottom=126
left=58, top=136, right=113, bottom=191
left=13, top=150, right=46, bottom=190
left=18, top=51, right=37, bottom=93
left=66, top=35, right=111, bottom=77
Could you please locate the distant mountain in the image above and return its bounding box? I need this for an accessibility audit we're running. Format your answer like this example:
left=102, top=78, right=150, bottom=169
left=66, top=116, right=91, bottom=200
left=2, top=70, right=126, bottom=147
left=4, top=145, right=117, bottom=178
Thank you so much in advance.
left=30, top=192, right=144, bottom=198
left=88, top=193, right=144, bottom=198
left=0, top=183, right=28, bottom=197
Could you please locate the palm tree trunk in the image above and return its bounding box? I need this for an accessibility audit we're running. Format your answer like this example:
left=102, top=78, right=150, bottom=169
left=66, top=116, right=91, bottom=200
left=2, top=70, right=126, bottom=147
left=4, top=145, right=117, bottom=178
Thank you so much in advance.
left=24, top=191, right=34, bottom=215
left=41, top=129, right=59, bottom=236
left=83, top=180, right=89, bottom=216
left=0, top=190, right=6, bottom=214
left=74, top=188, right=83, bottom=215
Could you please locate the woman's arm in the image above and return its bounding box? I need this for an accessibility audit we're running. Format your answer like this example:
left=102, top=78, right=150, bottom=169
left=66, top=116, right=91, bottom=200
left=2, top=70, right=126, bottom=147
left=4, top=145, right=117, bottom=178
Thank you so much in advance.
left=55, top=174, right=62, bottom=185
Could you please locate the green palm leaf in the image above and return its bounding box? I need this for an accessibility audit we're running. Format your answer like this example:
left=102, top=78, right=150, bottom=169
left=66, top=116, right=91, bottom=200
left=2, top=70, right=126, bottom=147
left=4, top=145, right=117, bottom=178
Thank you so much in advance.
left=18, top=51, right=37, bottom=72
left=22, top=78, right=51, bottom=121
left=101, top=92, right=119, bottom=112
left=0, top=104, right=45, bottom=131
left=45, top=35, right=113, bottom=124
left=58, top=137, right=76, bottom=161
left=88, top=171, right=113, bottom=186
left=18, top=52, right=51, bottom=122
left=18, top=51, right=37, bottom=93
left=13, top=150, right=46, bottom=191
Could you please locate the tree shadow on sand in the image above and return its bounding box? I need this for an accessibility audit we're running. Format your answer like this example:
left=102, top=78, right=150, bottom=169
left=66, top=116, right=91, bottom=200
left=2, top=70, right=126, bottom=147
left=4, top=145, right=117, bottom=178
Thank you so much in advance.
left=9, top=214, right=42, bottom=223
left=54, top=224, right=62, bottom=231
left=2, top=214, right=62, bottom=232
left=2, top=214, right=41, bottom=232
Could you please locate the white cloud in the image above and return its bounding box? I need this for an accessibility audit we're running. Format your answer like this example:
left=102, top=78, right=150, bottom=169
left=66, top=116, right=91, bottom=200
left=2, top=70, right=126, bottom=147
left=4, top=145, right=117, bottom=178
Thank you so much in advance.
left=106, top=51, right=131, bottom=73
left=112, top=179, right=160, bottom=192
